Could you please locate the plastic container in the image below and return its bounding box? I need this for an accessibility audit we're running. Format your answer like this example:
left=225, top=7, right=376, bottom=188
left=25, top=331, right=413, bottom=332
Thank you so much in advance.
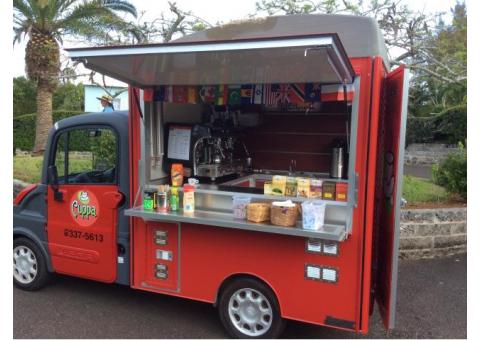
left=183, top=184, right=195, bottom=213
left=157, top=191, right=168, bottom=212
left=143, top=188, right=157, bottom=210
left=170, top=187, right=179, bottom=212
left=232, top=196, right=251, bottom=219
left=171, top=163, right=184, bottom=187
left=301, top=201, right=326, bottom=230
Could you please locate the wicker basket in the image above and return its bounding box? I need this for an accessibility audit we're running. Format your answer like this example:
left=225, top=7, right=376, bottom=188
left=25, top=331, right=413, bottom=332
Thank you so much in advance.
left=247, top=203, right=271, bottom=223
left=271, top=204, right=299, bottom=227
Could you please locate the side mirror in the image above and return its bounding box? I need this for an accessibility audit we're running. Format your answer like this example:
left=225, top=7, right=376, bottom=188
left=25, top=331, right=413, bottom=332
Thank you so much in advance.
left=48, top=165, right=63, bottom=201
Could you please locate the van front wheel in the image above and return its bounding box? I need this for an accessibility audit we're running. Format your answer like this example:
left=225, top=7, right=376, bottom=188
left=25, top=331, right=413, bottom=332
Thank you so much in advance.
left=13, top=237, right=50, bottom=291
left=218, top=278, right=285, bottom=338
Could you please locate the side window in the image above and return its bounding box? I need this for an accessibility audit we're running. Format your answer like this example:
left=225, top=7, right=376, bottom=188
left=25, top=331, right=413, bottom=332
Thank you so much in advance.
left=55, top=133, right=67, bottom=183
left=53, top=127, right=117, bottom=184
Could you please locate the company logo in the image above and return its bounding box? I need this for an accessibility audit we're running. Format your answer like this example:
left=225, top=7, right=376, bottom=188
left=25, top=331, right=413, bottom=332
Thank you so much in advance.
left=70, top=190, right=99, bottom=227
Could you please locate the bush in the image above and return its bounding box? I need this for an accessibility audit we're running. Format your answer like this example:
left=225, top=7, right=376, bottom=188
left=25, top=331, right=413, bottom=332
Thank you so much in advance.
left=406, top=117, right=435, bottom=145
left=13, top=110, right=84, bottom=151
left=432, top=144, right=467, bottom=200
left=406, top=110, right=467, bottom=146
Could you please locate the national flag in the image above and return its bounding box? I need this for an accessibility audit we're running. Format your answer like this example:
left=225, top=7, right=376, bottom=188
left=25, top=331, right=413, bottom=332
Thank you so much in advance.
left=164, top=86, right=173, bottom=102
left=172, top=86, right=188, bottom=103
left=199, top=85, right=216, bottom=103
left=253, top=84, right=263, bottom=104
left=289, top=83, right=305, bottom=104
left=215, top=84, right=228, bottom=105
left=264, top=84, right=279, bottom=106
left=240, top=84, right=253, bottom=104
left=153, top=87, right=165, bottom=101
left=228, top=85, right=241, bottom=105
left=187, top=86, right=198, bottom=104
left=143, top=88, right=153, bottom=102
left=305, top=83, right=322, bottom=102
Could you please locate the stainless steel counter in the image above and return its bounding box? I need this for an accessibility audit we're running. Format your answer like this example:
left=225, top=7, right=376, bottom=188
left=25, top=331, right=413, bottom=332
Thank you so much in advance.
left=125, top=206, right=347, bottom=241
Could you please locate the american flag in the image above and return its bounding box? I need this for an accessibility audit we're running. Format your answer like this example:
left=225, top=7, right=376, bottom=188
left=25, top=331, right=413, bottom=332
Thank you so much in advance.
left=264, top=84, right=292, bottom=106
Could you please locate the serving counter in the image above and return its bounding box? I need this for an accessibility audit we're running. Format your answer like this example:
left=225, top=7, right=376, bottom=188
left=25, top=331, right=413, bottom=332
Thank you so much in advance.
left=126, top=183, right=350, bottom=242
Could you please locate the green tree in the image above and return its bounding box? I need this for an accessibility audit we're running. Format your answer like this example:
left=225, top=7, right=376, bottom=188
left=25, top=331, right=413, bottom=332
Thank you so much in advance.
left=13, top=0, right=138, bottom=153
left=13, top=77, right=36, bottom=117
left=407, top=3, right=467, bottom=144
left=254, top=0, right=467, bottom=144
left=53, top=83, right=85, bottom=111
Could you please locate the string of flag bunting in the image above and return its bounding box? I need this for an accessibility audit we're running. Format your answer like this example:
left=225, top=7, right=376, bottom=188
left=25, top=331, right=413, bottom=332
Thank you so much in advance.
left=143, top=83, right=354, bottom=106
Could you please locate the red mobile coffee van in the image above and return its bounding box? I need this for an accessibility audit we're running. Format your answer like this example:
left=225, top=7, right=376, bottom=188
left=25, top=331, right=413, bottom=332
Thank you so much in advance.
left=13, top=14, right=408, bottom=338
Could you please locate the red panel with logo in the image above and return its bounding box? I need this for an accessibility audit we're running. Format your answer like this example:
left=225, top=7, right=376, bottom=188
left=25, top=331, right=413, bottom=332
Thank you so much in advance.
left=47, top=185, right=122, bottom=282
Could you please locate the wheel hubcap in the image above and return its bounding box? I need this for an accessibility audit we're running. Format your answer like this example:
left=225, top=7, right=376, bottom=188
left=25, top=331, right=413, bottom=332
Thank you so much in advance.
left=228, top=288, right=273, bottom=336
left=13, top=246, right=38, bottom=284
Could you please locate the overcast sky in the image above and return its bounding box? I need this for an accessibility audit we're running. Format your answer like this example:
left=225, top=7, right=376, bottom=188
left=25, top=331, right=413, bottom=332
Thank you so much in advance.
left=12, top=0, right=461, bottom=83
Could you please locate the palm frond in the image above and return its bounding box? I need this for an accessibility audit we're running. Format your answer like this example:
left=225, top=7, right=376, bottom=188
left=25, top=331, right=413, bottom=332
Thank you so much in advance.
left=13, top=0, right=34, bottom=21
left=63, top=11, right=136, bottom=44
left=52, top=2, right=114, bottom=31
left=101, top=0, right=137, bottom=18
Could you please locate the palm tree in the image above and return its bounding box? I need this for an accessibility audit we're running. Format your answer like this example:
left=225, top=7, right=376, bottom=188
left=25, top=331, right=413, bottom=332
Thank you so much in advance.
left=13, top=0, right=138, bottom=153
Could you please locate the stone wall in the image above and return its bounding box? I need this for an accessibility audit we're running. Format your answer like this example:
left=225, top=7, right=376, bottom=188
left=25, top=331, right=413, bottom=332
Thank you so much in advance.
left=400, top=208, right=467, bottom=259
left=13, top=179, right=29, bottom=198
left=404, top=143, right=459, bottom=165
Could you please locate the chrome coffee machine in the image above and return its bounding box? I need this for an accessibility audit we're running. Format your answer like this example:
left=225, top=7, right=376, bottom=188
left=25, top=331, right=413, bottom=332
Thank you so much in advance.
left=193, top=135, right=250, bottom=181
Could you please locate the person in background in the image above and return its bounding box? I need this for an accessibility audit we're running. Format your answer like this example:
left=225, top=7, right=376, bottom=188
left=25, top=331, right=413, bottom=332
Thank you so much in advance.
left=97, top=95, right=114, bottom=112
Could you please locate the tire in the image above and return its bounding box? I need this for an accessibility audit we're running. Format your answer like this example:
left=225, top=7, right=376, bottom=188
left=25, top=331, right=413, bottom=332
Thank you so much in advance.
left=218, top=277, right=286, bottom=338
left=13, top=237, right=50, bottom=291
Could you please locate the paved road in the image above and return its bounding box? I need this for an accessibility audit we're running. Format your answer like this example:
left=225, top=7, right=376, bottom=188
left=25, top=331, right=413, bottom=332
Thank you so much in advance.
left=14, top=255, right=466, bottom=339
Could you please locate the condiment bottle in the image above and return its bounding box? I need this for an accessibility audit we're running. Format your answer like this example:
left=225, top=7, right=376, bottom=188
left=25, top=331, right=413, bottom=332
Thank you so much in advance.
left=183, top=185, right=195, bottom=213
left=170, top=187, right=179, bottom=212
left=143, top=188, right=157, bottom=210
left=171, top=163, right=184, bottom=187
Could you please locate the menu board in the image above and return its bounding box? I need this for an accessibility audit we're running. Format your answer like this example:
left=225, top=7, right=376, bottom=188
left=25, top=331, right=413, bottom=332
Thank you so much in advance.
left=167, top=125, right=191, bottom=161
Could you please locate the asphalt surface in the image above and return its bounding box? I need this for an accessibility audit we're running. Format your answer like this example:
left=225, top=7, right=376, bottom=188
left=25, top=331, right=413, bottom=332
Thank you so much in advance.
left=13, top=254, right=466, bottom=339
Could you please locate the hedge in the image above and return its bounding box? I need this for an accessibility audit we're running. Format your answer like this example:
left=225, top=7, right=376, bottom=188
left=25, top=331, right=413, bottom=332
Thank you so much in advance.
left=406, top=110, right=467, bottom=146
left=13, top=110, right=84, bottom=151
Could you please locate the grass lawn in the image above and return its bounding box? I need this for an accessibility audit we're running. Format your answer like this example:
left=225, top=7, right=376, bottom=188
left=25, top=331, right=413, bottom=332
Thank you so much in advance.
left=14, top=154, right=92, bottom=183
left=402, top=175, right=448, bottom=204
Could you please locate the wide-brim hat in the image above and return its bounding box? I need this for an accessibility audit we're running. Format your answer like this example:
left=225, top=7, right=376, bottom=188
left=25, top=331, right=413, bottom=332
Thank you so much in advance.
left=96, top=95, right=113, bottom=103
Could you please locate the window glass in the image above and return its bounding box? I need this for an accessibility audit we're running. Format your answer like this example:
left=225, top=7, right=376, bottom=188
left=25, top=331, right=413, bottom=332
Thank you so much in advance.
left=54, top=133, right=67, bottom=183
left=54, top=127, right=117, bottom=184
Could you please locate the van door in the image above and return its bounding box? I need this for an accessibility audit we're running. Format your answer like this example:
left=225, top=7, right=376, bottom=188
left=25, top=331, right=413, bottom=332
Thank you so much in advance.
left=47, top=126, right=123, bottom=283
left=374, top=65, right=409, bottom=329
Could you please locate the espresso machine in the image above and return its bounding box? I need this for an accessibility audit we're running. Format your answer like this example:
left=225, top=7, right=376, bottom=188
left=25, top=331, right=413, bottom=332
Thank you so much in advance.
left=193, top=135, right=250, bottom=182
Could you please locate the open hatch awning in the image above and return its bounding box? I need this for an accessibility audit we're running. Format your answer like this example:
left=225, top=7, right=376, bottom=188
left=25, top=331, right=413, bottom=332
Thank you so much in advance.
left=67, top=34, right=355, bottom=88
